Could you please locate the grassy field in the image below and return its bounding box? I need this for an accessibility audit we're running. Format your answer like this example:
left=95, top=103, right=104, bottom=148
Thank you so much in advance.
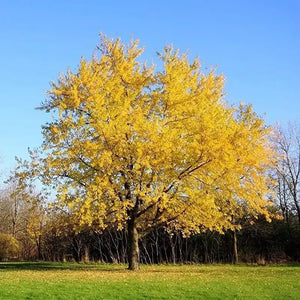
left=0, top=262, right=299, bottom=299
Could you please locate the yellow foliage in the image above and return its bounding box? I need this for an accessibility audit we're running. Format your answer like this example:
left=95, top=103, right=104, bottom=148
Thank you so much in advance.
left=39, top=35, right=276, bottom=235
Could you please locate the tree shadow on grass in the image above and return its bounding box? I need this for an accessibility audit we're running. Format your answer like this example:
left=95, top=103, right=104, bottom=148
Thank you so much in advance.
left=0, top=262, right=298, bottom=272
left=0, top=262, right=219, bottom=275
left=0, top=262, right=127, bottom=272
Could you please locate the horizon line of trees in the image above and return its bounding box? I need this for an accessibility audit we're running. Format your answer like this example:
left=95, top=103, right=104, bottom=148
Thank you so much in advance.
left=0, top=201, right=299, bottom=264
left=0, top=122, right=299, bottom=264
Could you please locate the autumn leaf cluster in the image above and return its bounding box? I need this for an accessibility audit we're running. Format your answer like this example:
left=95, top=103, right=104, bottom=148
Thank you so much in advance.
left=38, top=36, right=275, bottom=235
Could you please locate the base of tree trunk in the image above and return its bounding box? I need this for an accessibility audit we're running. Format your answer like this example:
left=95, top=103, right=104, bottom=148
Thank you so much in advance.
left=233, top=229, right=238, bottom=264
left=127, top=219, right=140, bottom=270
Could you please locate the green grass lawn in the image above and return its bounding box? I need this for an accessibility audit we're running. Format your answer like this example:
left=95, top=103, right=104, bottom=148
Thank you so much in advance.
left=0, top=262, right=299, bottom=299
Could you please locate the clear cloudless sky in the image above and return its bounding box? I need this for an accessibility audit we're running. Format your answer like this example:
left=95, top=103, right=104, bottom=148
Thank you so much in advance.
left=0, top=0, right=299, bottom=178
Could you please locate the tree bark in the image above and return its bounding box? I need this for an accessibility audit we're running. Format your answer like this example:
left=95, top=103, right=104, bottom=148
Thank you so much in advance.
left=233, top=229, right=238, bottom=264
left=36, top=234, right=42, bottom=260
left=127, top=218, right=139, bottom=270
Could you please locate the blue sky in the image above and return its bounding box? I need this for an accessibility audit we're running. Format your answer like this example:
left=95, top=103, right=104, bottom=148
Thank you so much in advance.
left=0, top=0, right=299, bottom=178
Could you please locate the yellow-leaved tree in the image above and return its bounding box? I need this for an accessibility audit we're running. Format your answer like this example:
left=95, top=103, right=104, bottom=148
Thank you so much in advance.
left=37, top=35, right=275, bottom=270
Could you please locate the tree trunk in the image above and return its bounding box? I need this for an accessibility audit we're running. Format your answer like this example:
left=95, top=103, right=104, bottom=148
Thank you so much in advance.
left=293, top=191, right=300, bottom=225
left=36, top=234, right=42, bottom=260
left=233, top=229, right=238, bottom=264
left=127, top=218, right=139, bottom=270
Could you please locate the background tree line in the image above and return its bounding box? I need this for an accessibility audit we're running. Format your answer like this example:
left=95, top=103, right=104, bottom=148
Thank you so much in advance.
left=0, top=123, right=299, bottom=264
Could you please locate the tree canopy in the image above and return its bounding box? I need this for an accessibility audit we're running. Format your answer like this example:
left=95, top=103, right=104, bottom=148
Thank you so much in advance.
left=34, top=36, right=275, bottom=269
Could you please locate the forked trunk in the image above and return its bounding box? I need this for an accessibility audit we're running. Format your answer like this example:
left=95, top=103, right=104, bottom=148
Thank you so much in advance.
left=127, top=218, right=139, bottom=270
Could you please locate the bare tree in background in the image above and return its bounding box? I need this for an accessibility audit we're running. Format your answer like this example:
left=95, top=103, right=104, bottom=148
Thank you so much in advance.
left=275, top=123, right=300, bottom=225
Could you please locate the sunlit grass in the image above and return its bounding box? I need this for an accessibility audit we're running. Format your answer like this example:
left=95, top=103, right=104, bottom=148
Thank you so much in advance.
left=0, top=262, right=299, bottom=299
